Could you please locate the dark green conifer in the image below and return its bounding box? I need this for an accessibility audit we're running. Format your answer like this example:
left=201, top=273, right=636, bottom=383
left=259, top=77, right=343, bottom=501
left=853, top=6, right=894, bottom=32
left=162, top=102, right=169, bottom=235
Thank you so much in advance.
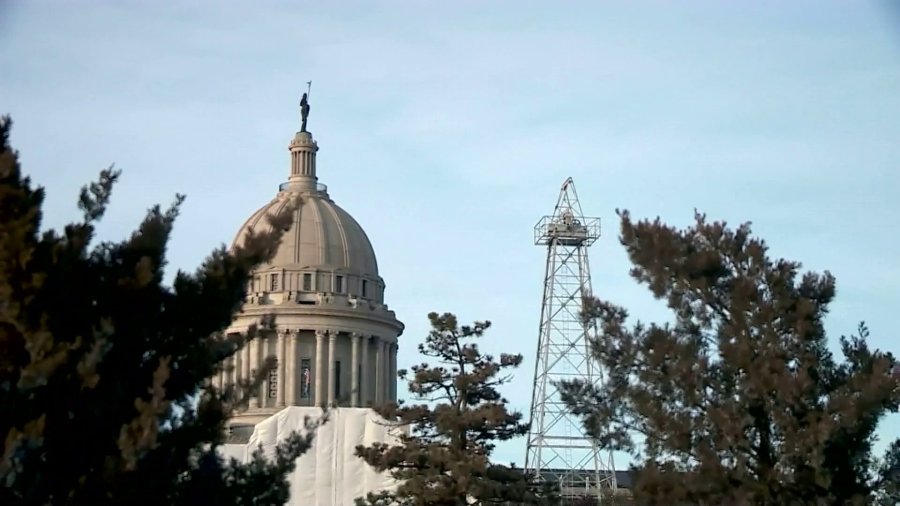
left=355, top=312, right=558, bottom=506
left=561, top=210, right=899, bottom=505
left=0, top=116, right=317, bottom=506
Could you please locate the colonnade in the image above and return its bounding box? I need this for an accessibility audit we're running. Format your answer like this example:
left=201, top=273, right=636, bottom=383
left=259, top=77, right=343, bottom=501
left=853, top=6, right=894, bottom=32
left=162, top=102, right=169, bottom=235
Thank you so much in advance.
left=214, top=329, right=398, bottom=408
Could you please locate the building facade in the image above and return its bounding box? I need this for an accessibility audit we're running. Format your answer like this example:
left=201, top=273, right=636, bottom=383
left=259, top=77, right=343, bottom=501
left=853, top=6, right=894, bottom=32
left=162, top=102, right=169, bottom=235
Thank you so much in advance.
left=213, top=110, right=404, bottom=436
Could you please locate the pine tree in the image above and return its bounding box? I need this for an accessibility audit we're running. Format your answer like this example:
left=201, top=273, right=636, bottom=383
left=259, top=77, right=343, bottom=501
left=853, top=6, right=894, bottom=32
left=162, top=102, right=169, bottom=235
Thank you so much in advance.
left=874, top=439, right=899, bottom=506
left=560, top=210, right=899, bottom=505
left=0, top=116, right=318, bottom=506
left=355, top=312, right=558, bottom=506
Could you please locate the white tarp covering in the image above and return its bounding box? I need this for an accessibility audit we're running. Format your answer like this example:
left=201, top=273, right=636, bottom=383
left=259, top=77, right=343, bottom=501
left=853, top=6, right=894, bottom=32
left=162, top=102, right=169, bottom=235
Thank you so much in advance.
left=221, top=407, right=403, bottom=506
left=219, top=440, right=247, bottom=462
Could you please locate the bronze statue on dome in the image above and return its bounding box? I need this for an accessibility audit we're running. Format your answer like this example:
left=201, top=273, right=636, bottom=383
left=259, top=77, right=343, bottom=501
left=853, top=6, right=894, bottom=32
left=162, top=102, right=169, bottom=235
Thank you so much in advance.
left=300, top=81, right=312, bottom=132
left=300, top=94, right=310, bottom=132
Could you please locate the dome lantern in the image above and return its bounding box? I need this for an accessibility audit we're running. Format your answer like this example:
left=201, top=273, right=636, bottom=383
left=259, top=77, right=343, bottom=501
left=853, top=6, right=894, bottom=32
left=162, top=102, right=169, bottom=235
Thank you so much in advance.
left=284, top=130, right=319, bottom=193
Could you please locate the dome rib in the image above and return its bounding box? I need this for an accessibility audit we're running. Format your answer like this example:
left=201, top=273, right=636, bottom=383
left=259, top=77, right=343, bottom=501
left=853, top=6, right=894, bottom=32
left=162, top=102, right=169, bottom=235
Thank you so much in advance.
left=309, top=197, right=326, bottom=266
left=334, top=205, right=379, bottom=274
left=322, top=198, right=351, bottom=270
left=292, top=200, right=302, bottom=265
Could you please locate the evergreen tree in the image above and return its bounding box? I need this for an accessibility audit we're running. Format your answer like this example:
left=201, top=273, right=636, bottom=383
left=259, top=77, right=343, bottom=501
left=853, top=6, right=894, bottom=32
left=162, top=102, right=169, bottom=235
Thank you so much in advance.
left=560, top=210, right=899, bottom=505
left=874, top=439, right=899, bottom=506
left=0, top=116, right=318, bottom=506
left=355, top=312, right=557, bottom=506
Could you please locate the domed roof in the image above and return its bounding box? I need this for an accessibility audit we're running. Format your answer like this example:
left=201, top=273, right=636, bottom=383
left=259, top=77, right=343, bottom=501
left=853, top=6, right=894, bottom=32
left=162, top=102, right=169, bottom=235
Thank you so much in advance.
left=230, top=128, right=388, bottom=305
left=232, top=188, right=379, bottom=277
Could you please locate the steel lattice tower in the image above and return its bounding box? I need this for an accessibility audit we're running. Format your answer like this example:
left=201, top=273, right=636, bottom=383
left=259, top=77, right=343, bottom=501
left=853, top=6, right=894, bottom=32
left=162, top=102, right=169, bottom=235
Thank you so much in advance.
left=525, top=177, right=617, bottom=501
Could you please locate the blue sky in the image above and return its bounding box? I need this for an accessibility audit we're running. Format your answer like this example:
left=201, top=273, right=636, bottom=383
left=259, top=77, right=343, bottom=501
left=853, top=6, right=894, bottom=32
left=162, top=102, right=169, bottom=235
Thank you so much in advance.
left=2, top=1, right=899, bottom=469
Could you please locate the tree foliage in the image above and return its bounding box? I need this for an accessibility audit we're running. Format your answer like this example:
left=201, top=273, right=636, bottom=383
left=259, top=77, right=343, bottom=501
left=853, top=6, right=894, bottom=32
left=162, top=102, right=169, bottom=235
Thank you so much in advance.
left=561, top=210, right=899, bottom=505
left=0, top=116, right=317, bottom=505
left=874, top=439, right=899, bottom=506
left=355, top=312, right=557, bottom=506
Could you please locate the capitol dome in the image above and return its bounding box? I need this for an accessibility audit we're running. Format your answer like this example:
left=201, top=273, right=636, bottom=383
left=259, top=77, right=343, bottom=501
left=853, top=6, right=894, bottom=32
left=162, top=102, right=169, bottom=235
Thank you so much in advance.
left=232, top=188, right=379, bottom=280
left=230, top=130, right=389, bottom=305
left=216, top=106, right=403, bottom=431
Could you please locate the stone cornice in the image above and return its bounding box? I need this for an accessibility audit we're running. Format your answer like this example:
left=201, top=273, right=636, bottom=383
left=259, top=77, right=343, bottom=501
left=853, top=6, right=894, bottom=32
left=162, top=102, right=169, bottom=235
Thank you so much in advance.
left=236, top=304, right=404, bottom=335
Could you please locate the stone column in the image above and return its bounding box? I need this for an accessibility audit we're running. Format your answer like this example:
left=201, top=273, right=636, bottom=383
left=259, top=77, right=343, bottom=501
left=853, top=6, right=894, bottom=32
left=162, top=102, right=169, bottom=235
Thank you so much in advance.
left=389, top=343, right=398, bottom=402
left=351, top=333, right=361, bottom=407
left=315, top=330, right=326, bottom=407
left=286, top=331, right=298, bottom=405
left=259, top=336, right=268, bottom=405
left=375, top=337, right=384, bottom=405
left=233, top=350, right=242, bottom=386
left=277, top=331, right=287, bottom=407
left=384, top=341, right=391, bottom=401
left=250, top=337, right=261, bottom=408
left=242, top=344, right=251, bottom=388
left=327, top=331, right=337, bottom=406
left=360, top=336, right=370, bottom=406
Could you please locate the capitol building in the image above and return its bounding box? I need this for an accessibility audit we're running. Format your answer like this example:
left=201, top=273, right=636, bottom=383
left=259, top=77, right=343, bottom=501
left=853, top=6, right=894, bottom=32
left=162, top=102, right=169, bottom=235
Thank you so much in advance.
left=217, top=101, right=405, bottom=505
